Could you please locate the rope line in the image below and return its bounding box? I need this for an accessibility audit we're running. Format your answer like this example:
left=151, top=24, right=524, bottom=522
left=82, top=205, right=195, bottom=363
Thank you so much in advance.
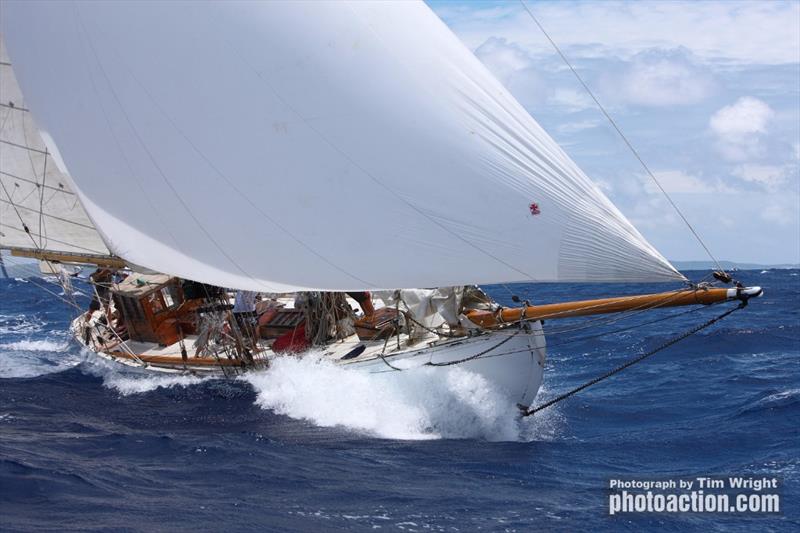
left=425, top=327, right=522, bottom=367
left=518, top=0, right=725, bottom=274
left=521, top=301, right=746, bottom=416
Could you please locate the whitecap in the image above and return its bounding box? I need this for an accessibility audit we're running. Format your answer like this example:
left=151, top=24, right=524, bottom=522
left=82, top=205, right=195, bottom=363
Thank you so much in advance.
left=0, top=314, right=45, bottom=335
left=0, top=336, right=81, bottom=378
left=0, top=339, right=69, bottom=352
left=80, top=355, right=209, bottom=395
left=244, top=352, right=562, bottom=442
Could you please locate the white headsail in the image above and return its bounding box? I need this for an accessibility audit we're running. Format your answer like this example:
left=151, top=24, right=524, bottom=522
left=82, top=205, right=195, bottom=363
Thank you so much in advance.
left=2, top=1, right=685, bottom=291
left=0, top=34, right=111, bottom=260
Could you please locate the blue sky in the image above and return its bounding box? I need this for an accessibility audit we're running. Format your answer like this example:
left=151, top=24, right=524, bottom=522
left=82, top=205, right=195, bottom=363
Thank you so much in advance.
left=428, top=0, right=800, bottom=264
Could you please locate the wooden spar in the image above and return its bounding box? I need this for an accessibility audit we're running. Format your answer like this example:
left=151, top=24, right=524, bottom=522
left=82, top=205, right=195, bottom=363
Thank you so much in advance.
left=8, top=247, right=127, bottom=268
left=464, top=286, right=762, bottom=328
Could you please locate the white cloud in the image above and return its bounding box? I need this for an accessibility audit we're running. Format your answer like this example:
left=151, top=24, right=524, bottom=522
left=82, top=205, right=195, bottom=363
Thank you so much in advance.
left=431, top=2, right=800, bottom=263
left=718, top=216, right=736, bottom=229
left=710, top=97, right=773, bottom=136
left=761, top=204, right=794, bottom=225
left=646, top=170, right=731, bottom=194
left=615, top=49, right=715, bottom=106
left=557, top=119, right=601, bottom=134
left=731, top=164, right=790, bottom=190
left=709, top=97, right=775, bottom=161
left=548, top=88, right=594, bottom=112
left=433, top=0, right=800, bottom=65
left=593, top=178, right=614, bottom=194
left=474, top=37, right=533, bottom=85
left=473, top=37, right=546, bottom=107
left=628, top=195, right=680, bottom=229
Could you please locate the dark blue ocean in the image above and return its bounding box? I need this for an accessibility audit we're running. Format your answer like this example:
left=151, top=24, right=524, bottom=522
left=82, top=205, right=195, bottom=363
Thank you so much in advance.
left=1, top=269, right=797, bottom=531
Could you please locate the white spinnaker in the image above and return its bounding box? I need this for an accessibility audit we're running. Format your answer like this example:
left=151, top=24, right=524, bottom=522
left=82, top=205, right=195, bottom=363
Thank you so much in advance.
left=2, top=1, right=685, bottom=291
left=0, top=35, right=110, bottom=258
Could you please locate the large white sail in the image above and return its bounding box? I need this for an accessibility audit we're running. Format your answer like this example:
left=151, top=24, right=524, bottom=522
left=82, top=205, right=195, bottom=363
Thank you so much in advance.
left=0, top=35, right=111, bottom=259
left=2, top=1, right=685, bottom=291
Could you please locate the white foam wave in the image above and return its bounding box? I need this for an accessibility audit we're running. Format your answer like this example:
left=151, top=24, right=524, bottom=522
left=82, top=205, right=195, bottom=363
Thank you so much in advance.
left=0, top=314, right=45, bottom=335
left=0, top=339, right=69, bottom=352
left=0, top=336, right=80, bottom=378
left=244, top=353, right=562, bottom=442
left=81, top=356, right=209, bottom=395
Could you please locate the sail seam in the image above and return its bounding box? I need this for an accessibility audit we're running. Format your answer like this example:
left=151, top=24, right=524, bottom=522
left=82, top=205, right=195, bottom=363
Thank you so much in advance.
left=0, top=224, right=109, bottom=255
left=0, top=171, right=75, bottom=194
left=0, top=138, right=49, bottom=155
left=0, top=198, right=98, bottom=230
left=0, top=103, right=30, bottom=112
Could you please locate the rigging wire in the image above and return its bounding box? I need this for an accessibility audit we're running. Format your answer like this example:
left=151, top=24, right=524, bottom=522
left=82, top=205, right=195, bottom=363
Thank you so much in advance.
left=521, top=299, right=747, bottom=416
left=518, top=0, right=726, bottom=275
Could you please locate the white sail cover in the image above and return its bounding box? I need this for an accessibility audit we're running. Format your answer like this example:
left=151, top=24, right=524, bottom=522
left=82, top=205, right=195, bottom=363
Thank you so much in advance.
left=2, top=1, right=684, bottom=291
left=0, top=35, right=110, bottom=258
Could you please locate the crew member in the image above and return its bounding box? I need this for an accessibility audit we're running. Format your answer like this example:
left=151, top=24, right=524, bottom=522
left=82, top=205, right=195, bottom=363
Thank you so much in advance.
left=89, top=267, right=114, bottom=319
left=232, top=290, right=259, bottom=353
left=346, top=291, right=375, bottom=317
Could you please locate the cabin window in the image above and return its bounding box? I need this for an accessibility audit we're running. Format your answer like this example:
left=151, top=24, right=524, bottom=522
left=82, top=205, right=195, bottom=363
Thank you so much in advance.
left=161, top=287, right=175, bottom=308
left=161, top=285, right=181, bottom=309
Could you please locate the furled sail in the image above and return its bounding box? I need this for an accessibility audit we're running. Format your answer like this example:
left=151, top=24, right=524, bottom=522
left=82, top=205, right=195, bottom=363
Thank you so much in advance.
left=2, top=1, right=686, bottom=291
left=0, top=34, right=112, bottom=262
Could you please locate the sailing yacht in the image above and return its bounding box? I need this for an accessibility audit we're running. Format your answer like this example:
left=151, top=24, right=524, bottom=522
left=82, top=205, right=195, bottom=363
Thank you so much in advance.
left=0, top=2, right=760, bottom=413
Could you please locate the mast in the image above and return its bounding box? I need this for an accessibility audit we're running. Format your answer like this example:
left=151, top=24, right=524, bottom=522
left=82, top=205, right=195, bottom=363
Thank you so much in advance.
left=465, top=286, right=763, bottom=327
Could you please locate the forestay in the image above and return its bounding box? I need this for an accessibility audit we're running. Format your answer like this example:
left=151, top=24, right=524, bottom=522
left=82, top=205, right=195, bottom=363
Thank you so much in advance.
left=3, top=1, right=685, bottom=291
left=0, top=35, right=111, bottom=258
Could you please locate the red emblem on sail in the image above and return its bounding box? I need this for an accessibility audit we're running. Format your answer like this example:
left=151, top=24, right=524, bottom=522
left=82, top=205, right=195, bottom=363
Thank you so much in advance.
left=529, top=202, right=541, bottom=216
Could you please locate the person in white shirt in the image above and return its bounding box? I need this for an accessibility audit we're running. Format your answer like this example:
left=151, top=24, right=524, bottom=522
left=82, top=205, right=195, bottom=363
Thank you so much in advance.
left=233, top=290, right=257, bottom=314
left=232, top=290, right=259, bottom=358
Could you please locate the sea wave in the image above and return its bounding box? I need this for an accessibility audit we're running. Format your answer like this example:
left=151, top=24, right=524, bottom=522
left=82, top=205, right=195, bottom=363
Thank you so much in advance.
left=0, top=336, right=79, bottom=378
left=0, top=339, right=69, bottom=352
left=244, top=353, right=562, bottom=442
left=0, top=314, right=45, bottom=335
left=80, top=357, right=210, bottom=396
left=738, top=388, right=800, bottom=415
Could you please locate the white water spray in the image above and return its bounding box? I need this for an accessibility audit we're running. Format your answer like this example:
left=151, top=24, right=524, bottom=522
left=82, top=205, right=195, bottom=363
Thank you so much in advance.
left=244, top=353, right=562, bottom=442
left=0, top=336, right=78, bottom=378
left=80, top=355, right=209, bottom=395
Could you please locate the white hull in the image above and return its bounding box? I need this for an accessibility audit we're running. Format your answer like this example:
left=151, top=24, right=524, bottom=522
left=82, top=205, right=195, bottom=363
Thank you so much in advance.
left=341, top=326, right=546, bottom=409
left=71, top=317, right=546, bottom=409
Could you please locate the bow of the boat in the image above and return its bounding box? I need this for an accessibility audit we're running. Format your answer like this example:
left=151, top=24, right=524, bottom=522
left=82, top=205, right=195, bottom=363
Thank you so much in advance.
left=348, top=324, right=547, bottom=410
